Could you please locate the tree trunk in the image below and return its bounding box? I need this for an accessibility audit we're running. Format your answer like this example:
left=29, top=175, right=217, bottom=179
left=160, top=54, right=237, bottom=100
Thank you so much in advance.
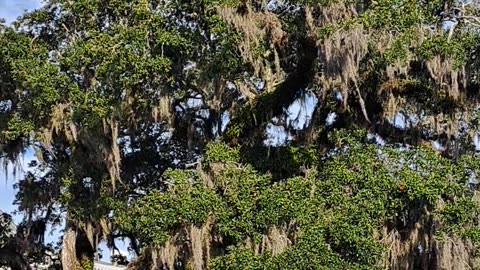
left=61, top=227, right=81, bottom=270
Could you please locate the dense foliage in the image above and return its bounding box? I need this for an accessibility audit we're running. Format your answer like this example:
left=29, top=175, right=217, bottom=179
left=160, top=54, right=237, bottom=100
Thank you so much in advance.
left=116, top=139, right=480, bottom=269
left=2, top=0, right=480, bottom=269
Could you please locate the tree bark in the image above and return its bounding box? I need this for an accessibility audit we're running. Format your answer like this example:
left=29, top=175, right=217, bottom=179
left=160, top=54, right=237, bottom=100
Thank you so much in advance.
left=61, top=227, right=81, bottom=270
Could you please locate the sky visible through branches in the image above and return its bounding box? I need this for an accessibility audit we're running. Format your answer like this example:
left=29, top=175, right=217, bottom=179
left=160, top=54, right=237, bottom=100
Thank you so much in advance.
left=0, top=0, right=131, bottom=262
left=0, top=0, right=40, bottom=220
left=3, top=0, right=480, bottom=265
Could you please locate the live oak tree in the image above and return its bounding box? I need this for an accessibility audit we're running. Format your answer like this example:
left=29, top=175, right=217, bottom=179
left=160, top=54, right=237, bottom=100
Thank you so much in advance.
left=3, top=0, right=480, bottom=269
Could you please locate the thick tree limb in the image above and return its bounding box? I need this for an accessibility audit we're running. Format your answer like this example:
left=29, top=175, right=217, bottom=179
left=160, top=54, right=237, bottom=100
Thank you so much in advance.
left=224, top=35, right=318, bottom=144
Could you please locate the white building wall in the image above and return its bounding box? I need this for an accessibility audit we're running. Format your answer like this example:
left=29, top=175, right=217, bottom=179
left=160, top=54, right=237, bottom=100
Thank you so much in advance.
left=93, top=261, right=127, bottom=270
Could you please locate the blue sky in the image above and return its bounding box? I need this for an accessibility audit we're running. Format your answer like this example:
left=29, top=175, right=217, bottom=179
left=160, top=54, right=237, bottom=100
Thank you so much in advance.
left=0, top=0, right=42, bottom=24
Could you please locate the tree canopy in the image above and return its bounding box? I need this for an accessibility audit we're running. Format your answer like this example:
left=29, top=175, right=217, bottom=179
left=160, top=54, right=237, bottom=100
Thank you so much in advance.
left=2, top=0, right=480, bottom=269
